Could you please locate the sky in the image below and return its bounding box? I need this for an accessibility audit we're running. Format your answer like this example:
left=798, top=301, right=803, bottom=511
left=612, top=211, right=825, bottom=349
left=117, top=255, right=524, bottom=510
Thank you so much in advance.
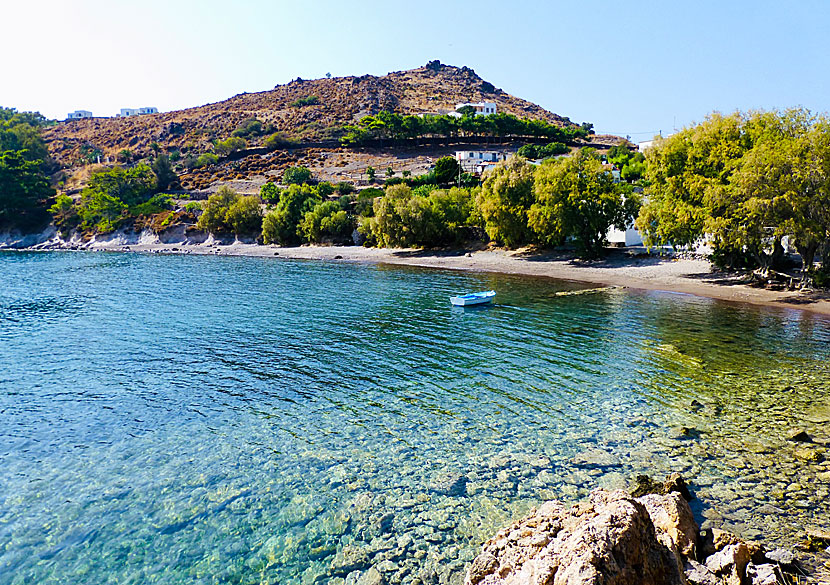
left=3, top=0, right=829, bottom=139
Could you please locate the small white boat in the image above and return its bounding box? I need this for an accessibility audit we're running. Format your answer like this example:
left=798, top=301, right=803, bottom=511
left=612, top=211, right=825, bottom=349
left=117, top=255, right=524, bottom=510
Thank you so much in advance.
left=450, top=290, right=496, bottom=306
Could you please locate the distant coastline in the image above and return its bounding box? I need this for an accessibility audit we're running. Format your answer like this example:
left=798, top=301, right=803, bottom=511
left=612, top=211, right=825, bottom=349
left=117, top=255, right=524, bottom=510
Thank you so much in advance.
left=7, top=230, right=830, bottom=317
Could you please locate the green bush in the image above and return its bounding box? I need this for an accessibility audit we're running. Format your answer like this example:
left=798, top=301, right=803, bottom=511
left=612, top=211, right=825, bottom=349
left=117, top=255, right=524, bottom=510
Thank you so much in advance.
left=363, top=184, right=477, bottom=247
left=232, top=117, right=263, bottom=138
left=263, top=132, right=298, bottom=151
left=195, top=153, right=219, bottom=168
left=298, top=200, right=353, bottom=243
left=184, top=201, right=202, bottom=213
left=355, top=188, right=383, bottom=217
left=132, top=194, right=172, bottom=216
left=316, top=181, right=335, bottom=198
left=214, top=137, right=246, bottom=157
left=260, top=182, right=283, bottom=204
left=283, top=165, right=313, bottom=185
left=290, top=96, right=320, bottom=108
left=433, top=157, right=459, bottom=184
left=336, top=181, right=355, bottom=195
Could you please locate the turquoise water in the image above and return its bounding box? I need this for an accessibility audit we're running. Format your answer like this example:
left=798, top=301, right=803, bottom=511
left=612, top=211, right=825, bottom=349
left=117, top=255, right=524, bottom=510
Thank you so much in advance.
left=1, top=251, right=829, bottom=585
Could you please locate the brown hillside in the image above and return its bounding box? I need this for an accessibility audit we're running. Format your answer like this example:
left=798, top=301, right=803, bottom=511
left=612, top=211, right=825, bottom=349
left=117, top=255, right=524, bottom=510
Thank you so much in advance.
left=44, top=61, right=581, bottom=166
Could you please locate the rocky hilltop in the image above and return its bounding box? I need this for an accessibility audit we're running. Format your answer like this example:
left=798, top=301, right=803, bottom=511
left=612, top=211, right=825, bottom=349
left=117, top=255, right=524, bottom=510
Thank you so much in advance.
left=44, top=61, right=579, bottom=166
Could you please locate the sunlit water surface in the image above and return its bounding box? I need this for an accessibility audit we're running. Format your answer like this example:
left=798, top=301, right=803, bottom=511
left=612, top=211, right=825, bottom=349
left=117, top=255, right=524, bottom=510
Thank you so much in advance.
left=1, top=251, right=829, bottom=584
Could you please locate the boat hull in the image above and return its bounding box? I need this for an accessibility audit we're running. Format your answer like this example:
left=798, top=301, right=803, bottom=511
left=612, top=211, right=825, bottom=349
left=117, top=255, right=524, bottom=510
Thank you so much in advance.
left=450, top=291, right=496, bottom=306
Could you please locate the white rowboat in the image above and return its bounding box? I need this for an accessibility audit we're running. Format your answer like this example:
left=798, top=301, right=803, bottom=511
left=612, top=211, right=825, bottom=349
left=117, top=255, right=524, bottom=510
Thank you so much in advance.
left=450, top=290, right=496, bottom=306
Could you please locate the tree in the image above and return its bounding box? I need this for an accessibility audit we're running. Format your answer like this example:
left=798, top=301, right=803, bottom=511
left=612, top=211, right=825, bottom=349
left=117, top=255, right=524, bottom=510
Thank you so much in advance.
left=283, top=165, right=313, bottom=185
left=0, top=150, right=54, bottom=230
left=477, top=156, right=536, bottom=248
left=298, top=200, right=353, bottom=243
left=433, top=156, right=459, bottom=184
left=529, top=149, right=640, bottom=258
left=635, top=114, right=746, bottom=252
left=261, top=184, right=320, bottom=244
left=152, top=153, right=178, bottom=191
left=197, top=186, right=240, bottom=234
left=226, top=195, right=263, bottom=236
left=366, top=166, right=376, bottom=182
left=260, top=182, right=283, bottom=203
left=84, top=164, right=156, bottom=207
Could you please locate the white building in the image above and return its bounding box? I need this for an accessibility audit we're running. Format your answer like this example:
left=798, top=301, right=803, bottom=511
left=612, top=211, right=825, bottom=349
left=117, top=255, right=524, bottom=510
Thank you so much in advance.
left=453, top=102, right=497, bottom=117
left=607, top=224, right=643, bottom=247
left=66, top=110, right=92, bottom=120
left=119, top=107, right=158, bottom=118
left=456, top=150, right=507, bottom=173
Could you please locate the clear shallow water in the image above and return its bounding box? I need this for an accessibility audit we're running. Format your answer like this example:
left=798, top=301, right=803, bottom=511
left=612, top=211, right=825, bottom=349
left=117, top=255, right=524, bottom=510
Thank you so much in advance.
left=1, top=251, right=829, bottom=585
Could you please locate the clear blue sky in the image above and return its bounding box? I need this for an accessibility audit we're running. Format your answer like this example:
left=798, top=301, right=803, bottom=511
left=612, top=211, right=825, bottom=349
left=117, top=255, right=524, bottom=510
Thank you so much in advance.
left=3, top=0, right=829, bottom=139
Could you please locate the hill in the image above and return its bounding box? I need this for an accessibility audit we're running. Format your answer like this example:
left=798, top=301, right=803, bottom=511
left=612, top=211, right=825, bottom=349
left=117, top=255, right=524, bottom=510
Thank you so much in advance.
left=44, top=61, right=586, bottom=166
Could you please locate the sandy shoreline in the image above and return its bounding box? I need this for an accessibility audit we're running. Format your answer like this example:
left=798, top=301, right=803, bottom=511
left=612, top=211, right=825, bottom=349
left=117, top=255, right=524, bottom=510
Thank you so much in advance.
left=20, top=238, right=830, bottom=317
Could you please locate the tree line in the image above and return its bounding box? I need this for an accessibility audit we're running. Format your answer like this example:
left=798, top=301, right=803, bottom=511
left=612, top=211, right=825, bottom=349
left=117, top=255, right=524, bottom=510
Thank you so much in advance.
left=340, top=111, right=592, bottom=146
left=636, top=108, right=830, bottom=283
left=183, top=150, right=638, bottom=259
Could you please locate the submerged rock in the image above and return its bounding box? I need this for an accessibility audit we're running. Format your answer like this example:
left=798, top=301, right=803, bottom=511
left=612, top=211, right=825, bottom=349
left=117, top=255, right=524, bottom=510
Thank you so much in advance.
left=787, top=430, right=813, bottom=443
left=630, top=473, right=693, bottom=502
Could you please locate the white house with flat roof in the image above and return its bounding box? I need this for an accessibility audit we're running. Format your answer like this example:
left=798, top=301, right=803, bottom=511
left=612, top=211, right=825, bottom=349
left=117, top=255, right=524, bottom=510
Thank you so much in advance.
left=456, top=150, right=507, bottom=174
left=119, top=107, right=158, bottom=118
left=453, top=102, right=497, bottom=117
left=66, top=110, right=92, bottom=120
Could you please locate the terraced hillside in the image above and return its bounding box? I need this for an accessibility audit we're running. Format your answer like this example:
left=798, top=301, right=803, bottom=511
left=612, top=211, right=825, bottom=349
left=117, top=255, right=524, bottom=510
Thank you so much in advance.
left=44, top=61, right=582, bottom=167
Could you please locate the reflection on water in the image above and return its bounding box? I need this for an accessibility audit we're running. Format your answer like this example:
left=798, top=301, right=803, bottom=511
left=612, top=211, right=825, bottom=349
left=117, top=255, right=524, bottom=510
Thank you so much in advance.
left=0, top=251, right=828, bottom=584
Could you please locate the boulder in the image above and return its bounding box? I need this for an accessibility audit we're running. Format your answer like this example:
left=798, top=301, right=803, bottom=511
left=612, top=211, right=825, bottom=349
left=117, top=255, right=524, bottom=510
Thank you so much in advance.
left=704, top=543, right=750, bottom=585
left=764, top=547, right=794, bottom=566
left=745, top=563, right=779, bottom=585
left=464, top=489, right=683, bottom=585
left=637, top=492, right=698, bottom=559
left=683, top=560, right=719, bottom=585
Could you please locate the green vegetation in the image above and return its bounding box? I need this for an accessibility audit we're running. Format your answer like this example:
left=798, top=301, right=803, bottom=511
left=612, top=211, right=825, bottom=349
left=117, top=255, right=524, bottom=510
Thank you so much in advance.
left=0, top=150, right=54, bottom=230
left=636, top=108, right=830, bottom=281
left=516, top=142, right=569, bottom=160
left=232, top=117, right=271, bottom=138
left=290, top=96, right=320, bottom=108
left=530, top=149, right=640, bottom=258
left=262, top=184, right=320, bottom=245
left=195, top=153, right=219, bottom=168
left=152, top=154, right=178, bottom=191
left=263, top=132, right=298, bottom=151
left=214, top=136, right=246, bottom=157
left=196, top=186, right=263, bottom=237
left=476, top=156, right=536, bottom=248
left=283, top=166, right=313, bottom=185
left=298, top=200, right=352, bottom=243
left=0, top=107, right=55, bottom=230
left=606, top=144, right=646, bottom=183
left=361, top=184, right=478, bottom=247
left=340, top=110, right=590, bottom=146
left=366, top=166, right=376, bottom=181
left=75, top=165, right=157, bottom=232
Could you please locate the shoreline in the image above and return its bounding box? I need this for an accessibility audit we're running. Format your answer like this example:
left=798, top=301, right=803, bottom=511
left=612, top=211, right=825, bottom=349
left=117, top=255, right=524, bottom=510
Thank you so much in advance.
left=15, top=237, right=830, bottom=317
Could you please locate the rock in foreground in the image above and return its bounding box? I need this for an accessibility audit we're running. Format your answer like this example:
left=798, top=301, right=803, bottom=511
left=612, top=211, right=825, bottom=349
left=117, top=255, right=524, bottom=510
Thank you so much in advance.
left=465, top=489, right=685, bottom=585
left=465, top=482, right=808, bottom=585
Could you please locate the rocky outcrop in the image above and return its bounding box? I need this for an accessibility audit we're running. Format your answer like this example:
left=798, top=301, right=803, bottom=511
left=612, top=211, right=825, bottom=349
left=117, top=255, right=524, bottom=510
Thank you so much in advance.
left=465, top=477, right=808, bottom=585
left=464, top=489, right=683, bottom=585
